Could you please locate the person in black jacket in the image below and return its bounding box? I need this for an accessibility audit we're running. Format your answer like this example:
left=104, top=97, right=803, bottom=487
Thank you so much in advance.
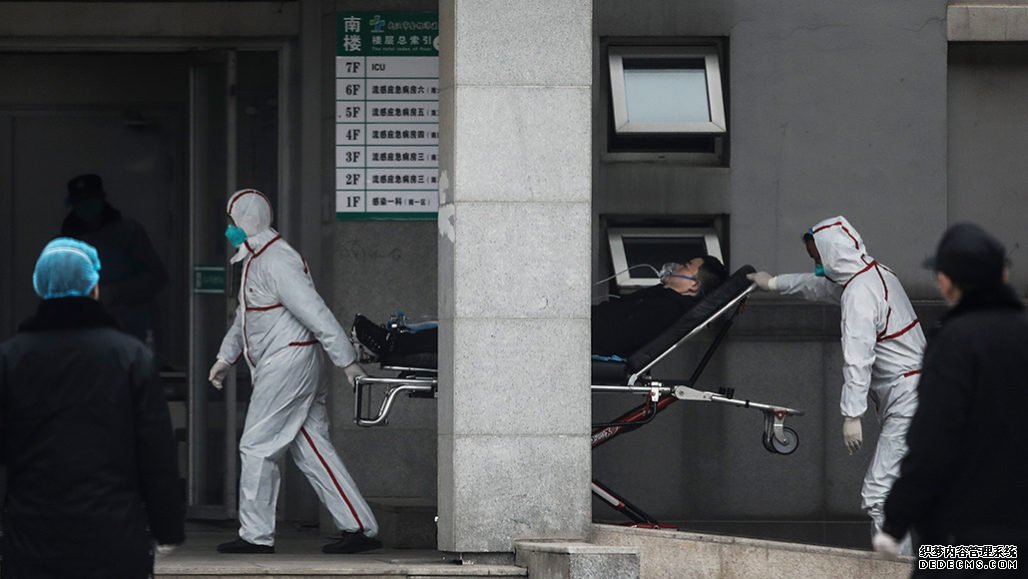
left=874, top=223, right=1027, bottom=575
left=62, top=174, right=168, bottom=344
left=0, top=238, right=184, bottom=578
left=592, top=255, right=728, bottom=357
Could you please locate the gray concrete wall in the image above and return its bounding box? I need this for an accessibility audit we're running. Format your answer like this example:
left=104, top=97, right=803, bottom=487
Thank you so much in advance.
left=594, top=0, right=949, bottom=296
left=591, top=524, right=911, bottom=579
left=591, top=0, right=950, bottom=545
left=326, top=0, right=963, bottom=548
left=948, top=2, right=1028, bottom=42
left=947, top=42, right=1028, bottom=292
left=436, top=0, right=593, bottom=553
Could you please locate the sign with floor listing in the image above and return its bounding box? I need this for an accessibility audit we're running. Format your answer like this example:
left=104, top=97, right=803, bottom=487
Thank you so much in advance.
left=336, top=11, right=439, bottom=221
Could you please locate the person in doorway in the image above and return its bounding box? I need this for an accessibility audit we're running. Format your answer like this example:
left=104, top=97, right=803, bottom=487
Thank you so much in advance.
left=592, top=256, right=729, bottom=357
left=748, top=215, right=924, bottom=555
left=873, top=223, right=1027, bottom=573
left=0, top=238, right=184, bottom=578
left=208, top=188, right=380, bottom=555
left=61, top=173, right=168, bottom=344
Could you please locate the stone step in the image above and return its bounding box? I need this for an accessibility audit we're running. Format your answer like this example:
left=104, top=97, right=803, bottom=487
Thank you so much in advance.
left=158, top=566, right=524, bottom=579
left=515, top=539, right=640, bottom=579
left=590, top=523, right=912, bottom=578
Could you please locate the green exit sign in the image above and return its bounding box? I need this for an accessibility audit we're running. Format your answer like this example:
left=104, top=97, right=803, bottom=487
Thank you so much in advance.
left=194, top=266, right=226, bottom=294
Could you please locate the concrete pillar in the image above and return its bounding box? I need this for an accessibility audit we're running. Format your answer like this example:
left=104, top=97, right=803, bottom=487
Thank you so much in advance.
left=437, top=0, right=594, bottom=554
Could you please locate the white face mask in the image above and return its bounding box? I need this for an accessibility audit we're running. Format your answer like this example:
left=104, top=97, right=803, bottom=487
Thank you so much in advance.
left=658, top=262, right=682, bottom=283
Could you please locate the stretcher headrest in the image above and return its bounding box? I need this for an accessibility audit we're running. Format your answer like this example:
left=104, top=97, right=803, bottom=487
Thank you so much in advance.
left=626, top=265, right=756, bottom=373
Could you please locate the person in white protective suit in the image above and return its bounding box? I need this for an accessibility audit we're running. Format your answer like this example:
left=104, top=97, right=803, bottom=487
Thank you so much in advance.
left=208, top=189, right=381, bottom=555
left=748, top=216, right=924, bottom=555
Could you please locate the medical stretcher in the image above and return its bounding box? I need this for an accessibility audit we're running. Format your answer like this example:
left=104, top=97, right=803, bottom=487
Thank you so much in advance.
left=350, top=265, right=804, bottom=526
left=589, top=265, right=803, bottom=524
left=349, top=313, right=438, bottom=428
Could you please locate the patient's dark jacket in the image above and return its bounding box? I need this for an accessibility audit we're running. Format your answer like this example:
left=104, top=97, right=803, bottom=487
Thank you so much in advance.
left=592, top=285, right=699, bottom=357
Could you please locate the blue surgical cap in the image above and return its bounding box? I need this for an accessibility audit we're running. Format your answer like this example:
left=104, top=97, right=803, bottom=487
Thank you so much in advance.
left=32, top=238, right=102, bottom=300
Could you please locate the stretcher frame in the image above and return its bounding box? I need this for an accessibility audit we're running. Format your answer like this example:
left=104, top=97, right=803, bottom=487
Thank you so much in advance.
left=350, top=270, right=804, bottom=527
left=353, top=372, right=436, bottom=428
left=589, top=280, right=804, bottom=525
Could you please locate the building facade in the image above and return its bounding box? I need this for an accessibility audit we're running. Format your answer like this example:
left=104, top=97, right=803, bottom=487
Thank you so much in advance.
left=0, top=0, right=1025, bottom=557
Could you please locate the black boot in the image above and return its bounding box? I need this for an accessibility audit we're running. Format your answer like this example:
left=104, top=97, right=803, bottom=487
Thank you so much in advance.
left=322, top=532, right=382, bottom=554
left=217, top=537, right=275, bottom=554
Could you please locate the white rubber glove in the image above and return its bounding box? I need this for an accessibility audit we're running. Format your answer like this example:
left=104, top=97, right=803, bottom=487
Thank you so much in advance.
left=155, top=544, right=179, bottom=558
left=343, top=362, right=367, bottom=388
left=208, top=358, right=231, bottom=390
left=843, top=416, right=863, bottom=455
left=746, top=271, right=777, bottom=291
left=872, top=531, right=901, bottom=557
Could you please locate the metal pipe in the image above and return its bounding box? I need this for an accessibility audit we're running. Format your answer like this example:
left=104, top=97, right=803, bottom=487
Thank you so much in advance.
left=353, top=376, right=437, bottom=427
left=591, top=385, right=671, bottom=396
left=706, top=394, right=805, bottom=416
left=223, top=49, right=239, bottom=517
left=357, top=384, right=436, bottom=427
left=359, top=377, right=438, bottom=386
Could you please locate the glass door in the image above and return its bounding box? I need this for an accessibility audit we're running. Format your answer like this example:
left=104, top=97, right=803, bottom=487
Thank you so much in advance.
left=188, top=47, right=283, bottom=520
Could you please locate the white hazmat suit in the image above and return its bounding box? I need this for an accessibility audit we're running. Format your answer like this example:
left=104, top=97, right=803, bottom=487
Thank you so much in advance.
left=213, top=189, right=378, bottom=547
left=761, top=216, right=924, bottom=554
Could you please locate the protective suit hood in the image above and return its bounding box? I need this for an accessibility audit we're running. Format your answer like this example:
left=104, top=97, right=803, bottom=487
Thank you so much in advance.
left=809, top=215, right=873, bottom=285
left=227, top=189, right=275, bottom=264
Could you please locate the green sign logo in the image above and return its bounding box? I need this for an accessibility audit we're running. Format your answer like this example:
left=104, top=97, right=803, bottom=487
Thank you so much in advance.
left=369, top=14, right=386, bottom=33
left=337, top=11, right=439, bottom=57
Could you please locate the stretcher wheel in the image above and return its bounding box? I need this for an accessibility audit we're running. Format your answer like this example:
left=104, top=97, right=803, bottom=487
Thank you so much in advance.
left=771, top=427, right=799, bottom=455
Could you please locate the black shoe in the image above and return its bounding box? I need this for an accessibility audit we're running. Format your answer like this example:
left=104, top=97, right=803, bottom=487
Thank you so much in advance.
left=322, top=532, right=382, bottom=554
left=217, top=537, right=275, bottom=554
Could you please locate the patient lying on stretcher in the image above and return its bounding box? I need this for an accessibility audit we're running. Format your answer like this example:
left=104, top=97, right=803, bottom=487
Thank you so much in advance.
left=592, top=256, right=728, bottom=358
left=355, top=255, right=727, bottom=365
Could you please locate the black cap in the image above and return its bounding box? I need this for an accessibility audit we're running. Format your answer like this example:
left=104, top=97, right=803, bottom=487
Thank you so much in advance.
left=66, top=174, right=105, bottom=204
left=924, top=223, right=1006, bottom=290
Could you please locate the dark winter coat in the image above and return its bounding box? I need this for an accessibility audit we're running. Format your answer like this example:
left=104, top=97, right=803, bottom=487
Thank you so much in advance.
left=0, top=297, right=184, bottom=578
left=592, top=284, right=699, bottom=357
left=883, top=284, right=1028, bottom=556
left=61, top=202, right=168, bottom=341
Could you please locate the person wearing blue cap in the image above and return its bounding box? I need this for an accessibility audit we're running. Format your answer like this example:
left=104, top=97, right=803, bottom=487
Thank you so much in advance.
left=0, top=238, right=185, bottom=578
left=31, top=236, right=103, bottom=300
left=874, top=223, right=1027, bottom=574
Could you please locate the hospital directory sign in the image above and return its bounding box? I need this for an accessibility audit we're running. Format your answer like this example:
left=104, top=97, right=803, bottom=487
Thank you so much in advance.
left=336, top=11, right=439, bottom=221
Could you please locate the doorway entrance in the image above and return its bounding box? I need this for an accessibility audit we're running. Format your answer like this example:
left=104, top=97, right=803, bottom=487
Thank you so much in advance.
left=0, top=48, right=289, bottom=520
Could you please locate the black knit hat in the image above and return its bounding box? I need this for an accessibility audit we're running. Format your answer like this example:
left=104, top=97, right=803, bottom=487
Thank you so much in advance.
left=66, top=174, right=106, bottom=204
left=924, top=223, right=1006, bottom=290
